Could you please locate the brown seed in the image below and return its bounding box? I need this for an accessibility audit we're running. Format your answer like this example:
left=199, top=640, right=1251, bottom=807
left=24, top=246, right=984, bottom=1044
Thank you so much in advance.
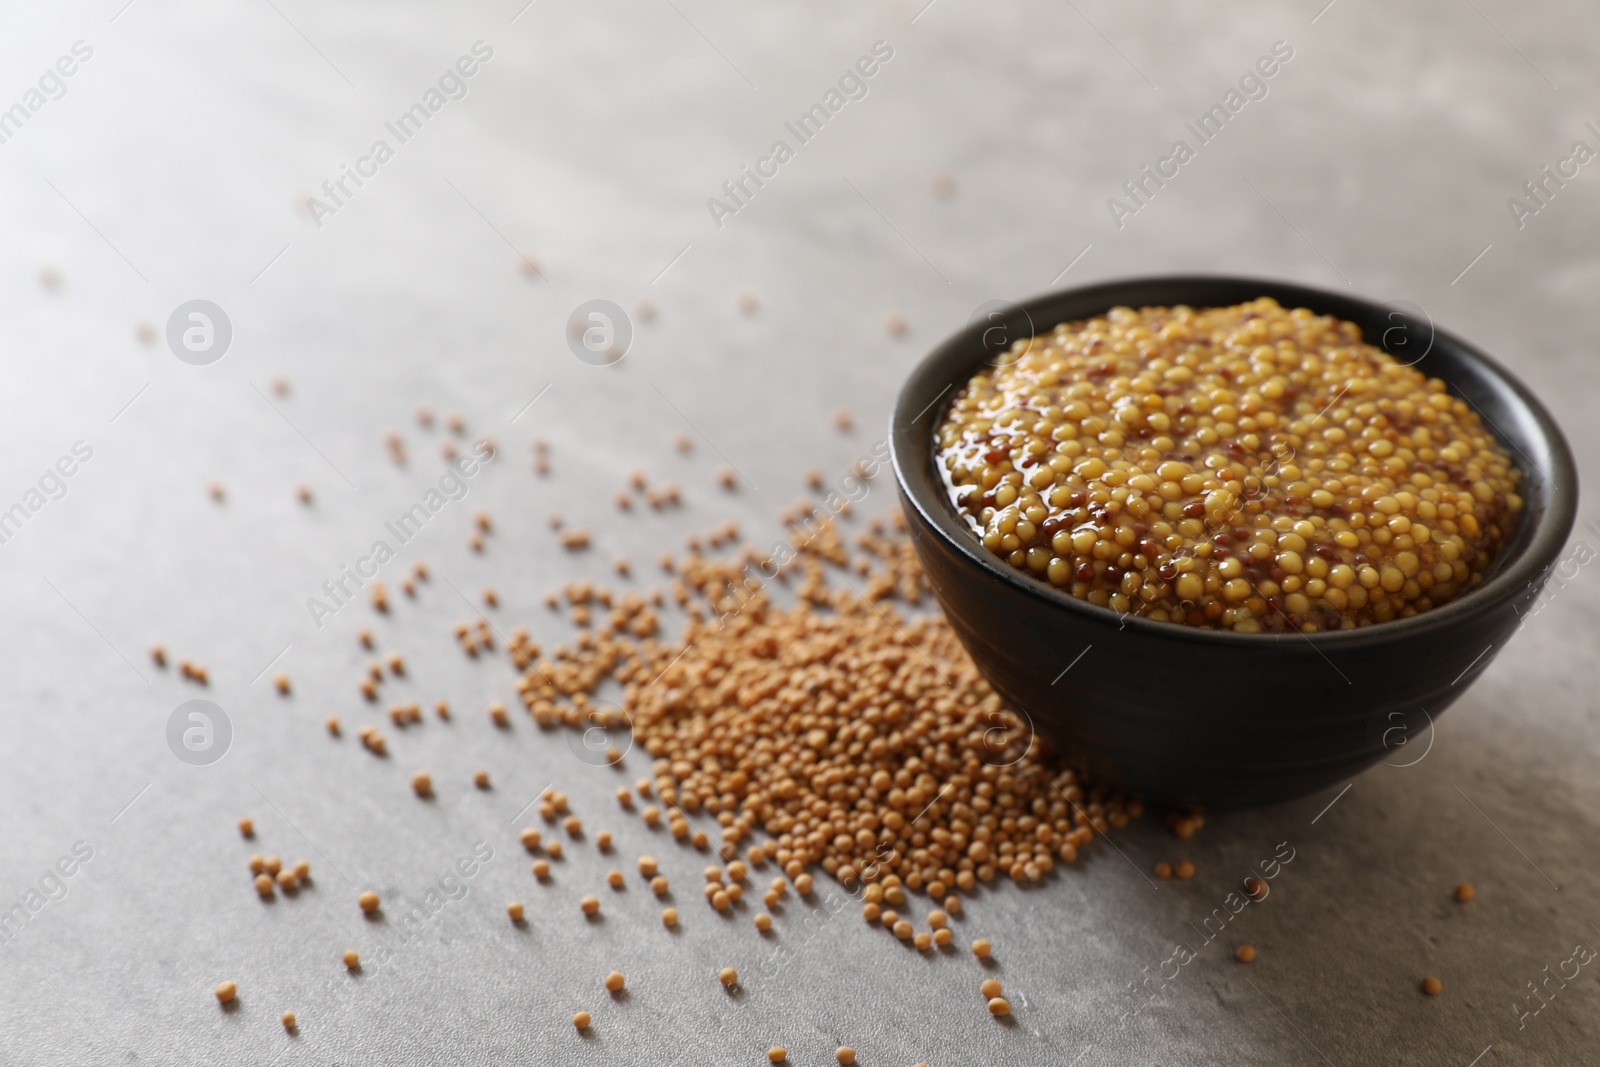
left=358, top=891, right=380, bottom=913
left=215, top=981, right=237, bottom=1004
left=248, top=854, right=265, bottom=875
left=720, top=967, right=738, bottom=987
left=580, top=895, right=600, bottom=916
left=972, top=939, right=992, bottom=959
left=520, top=828, right=542, bottom=850
left=254, top=874, right=274, bottom=897
left=411, top=772, right=433, bottom=798
left=604, top=971, right=625, bottom=993
left=662, top=907, right=678, bottom=927
left=1175, top=861, right=1195, bottom=880
left=1154, top=861, right=1172, bottom=879
left=980, top=978, right=1002, bottom=999
left=238, top=818, right=255, bottom=838
left=293, top=859, right=310, bottom=881
left=836, top=1047, right=856, bottom=1066
left=914, top=931, right=932, bottom=950
left=150, top=645, right=166, bottom=667
left=1455, top=883, right=1475, bottom=903
left=573, top=1011, right=591, bottom=1030
left=1236, top=944, right=1256, bottom=963
left=987, top=997, right=1011, bottom=1017
left=767, top=1049, right=786, bottom=1064
left=474, top=770, right=491, bottom=789
left=343, top=950, right=360, bottom=970
left=607, top=871, right=625, bottom=889
left=276, top=870, right=298, bottom=892
left=532, top=860, right=551, bottom=879
left=754, top=913, right=772, bottom=931
left=507, top=901, right=525, bottom=922
left=933, top=928, right=953, bottom=947
left=546, top=840, right=563, bottom=860
left=1421, top=976, right=1442, bottom=996
left=264, top=856, right=282, bottom=876
left=794, top=874, right=813, bottom=895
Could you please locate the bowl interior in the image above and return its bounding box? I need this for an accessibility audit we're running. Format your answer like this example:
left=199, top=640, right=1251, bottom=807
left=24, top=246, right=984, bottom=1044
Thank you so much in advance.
left=893, top=275, right=1578, bottom=643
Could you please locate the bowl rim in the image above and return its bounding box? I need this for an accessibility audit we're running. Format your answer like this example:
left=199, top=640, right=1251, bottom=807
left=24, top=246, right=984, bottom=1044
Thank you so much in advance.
left=890, top=273, right=1580, bottom=647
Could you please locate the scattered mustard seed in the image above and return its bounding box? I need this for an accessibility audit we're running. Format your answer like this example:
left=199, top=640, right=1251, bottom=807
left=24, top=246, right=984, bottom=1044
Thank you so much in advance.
left=508, top=901, right=525, bottom=922
left=972, top=939, right=992, bottom=959
left=1175, top=861, right=1195, bottom=880
left=215, top=981, right=237, bottom=1005
left=474, top=770, right=491, bottom=790
left=532, top=860, right=551, bottom=879
left=988, top=997, right=1011, bottom=1017
left=1237, top=945, right=1256, bottom=963
left=343, top=950, right=360, bottom=970
left=281, top=1011, right=296, bottom=1031
left=358, top=891, right=380, bottom=914
left=720, top=967, right=738, bottom=987
left=607, top=871, right=625, bottom=889
left=662, top=907, right=678, bottom=927
left=1456, top=883, right=1475, bottom=903
left=837, top=1047, right=856, bottom=1065
left=1155, top=861, right=1173, bottom=879
left=412, top=772, right=433, bottom=798
left=755, top=913, right=772, bottom=932
left=767, top=1048, right=786, bottom=1064
left=238, top=818, right=254, bottom=838
left=573, top=1011, right=591, bottom=1030
left=604, top=971, right=625, bottom=993
left=1421, top=976, right=1442, bottom=996
left=580, top=895, right=600, bottom=916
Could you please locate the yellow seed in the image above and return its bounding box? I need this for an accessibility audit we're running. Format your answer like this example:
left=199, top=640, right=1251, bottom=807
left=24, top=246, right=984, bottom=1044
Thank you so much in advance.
left=836, top=1047, right=856, bottom=1066
left=342, top=950, right=360, bottom=970
left=532, top=860, right=551, bottom=879
left=768, top=1049, right=786, bottom=1064
left=981, top=978, right=1002, bottom=998
left=972, top=939, right=992, bottom=959
left=755, top=913, right=772, bottom=931
left=580, top=895, right=600, bottom=916
left=1421, top=976, right=1442, bottom=996
left=1237, top=944, right=1256, bottom=963
left=573, top=1011, right=591, bottom=1030
left=604, top=971, right=625, bottom=992
left=607, top=871, right=624, bottom=889
left=987, top=997, right=1011, bottom=1016
left=720, top=967, right=738, bottom=987
left=507, top=901, right=525, bottom=921
left=214, top=981, right=237, bottom=1004
left=358, top=891, right=380, bottom=913
left=662, top=908, right=679, bottom=927
left=282, top=1011, right=296, bottom=1030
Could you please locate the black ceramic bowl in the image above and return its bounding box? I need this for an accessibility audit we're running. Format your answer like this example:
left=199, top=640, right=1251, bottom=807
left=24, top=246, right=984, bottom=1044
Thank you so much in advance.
left=891, top=275, right=1578, bottom=807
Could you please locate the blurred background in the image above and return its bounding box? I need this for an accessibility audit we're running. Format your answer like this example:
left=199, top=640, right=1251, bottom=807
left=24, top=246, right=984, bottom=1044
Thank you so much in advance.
left=1, top=0, right=1596, bottom=1064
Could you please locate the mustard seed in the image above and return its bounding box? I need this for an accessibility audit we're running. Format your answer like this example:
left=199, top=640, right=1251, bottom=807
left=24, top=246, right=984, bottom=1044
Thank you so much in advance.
left=972, top=939, right=992, bottom=959
left=238, top=818, right=254, bottom=838
left=794, top=874, right=813, bottom=895
left=937, top=298, right=1523, bottom=632
left=255, top=874, right=274, bottom=897
left=546, top=841, right=563, bottom=860
left=326, top=716, right=341, bottom=736
left=151, top=645, right=166, bottom=667
left=565, top=816, right=582, bottom=837
left=293, top=859, right=310, bottom=881
left=343, top=950, right=360, bottom=970
left=508, top=901, right=525, bottom=922
left=1175, top=861, right=1195, bottom=880
left=1237, top=944, right=1256, bottom=962
left=767, top=1048, right=786, bottom=1064
left=358, top=891, right=380, bottom=913
left=580, top=895, right=600, bottom=916
left=1421, top=976, right=1442, bottom=996
left=720, top=967, right=738, bottom=987
left=276, top=870, right=298, bottom=892
left=1155, top=861, right=1173, bottom=879
left=474, top=770, right=491, bottom=790
left=987, top=997, right=1011, bottom=1017
left=914, top=931, right=932, bottom=950
left=711, top=890, right=729, bottom=911
left=607, top=871, right=625, bottom=889
left=249, top=854, right=265, bottom=875
left=763, top=889, right=780, bottom=908
left=264, top=856, right=282, bottom=876
left=893, top=920, right=913, bottom=940
left=532, top=860, right=551, bottom=879
left=573, top=1011, right=591, bottom=1030
left=605, top=970, right=625, bottom=993
left=862, top=903, right=881, bottom=923
left=981, top=978, right=1002, bottom=999
left=1455, top=883, right=1475, bottom=902
left=652, top=876, right=670, bottom=895
left=412, top=772, right=433, bottom=798
left=520, top=828, right=542, bottom=850
left=215, top=981, right=237, bottom=1004
left=662, top=907, right=679, bottom=927
left=281, top=1010, right=297, bottom=1031
left=933, top=928, right=953, bottom=948
left=928, top=909, right=948, bottom=929
left=755, top=912, right=772, bottom=931
left=837, top=1047, right=856, bottom=1065
left=274, top=674, right=291, bottom=695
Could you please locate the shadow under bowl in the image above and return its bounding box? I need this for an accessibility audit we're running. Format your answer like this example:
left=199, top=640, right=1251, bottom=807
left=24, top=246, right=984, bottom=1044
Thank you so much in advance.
left=890, top=275, right=1578, bottom=808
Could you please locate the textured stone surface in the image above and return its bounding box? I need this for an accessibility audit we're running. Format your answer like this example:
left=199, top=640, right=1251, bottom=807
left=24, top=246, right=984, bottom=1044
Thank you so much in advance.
left=0, top=0, right=1595, bottom=1063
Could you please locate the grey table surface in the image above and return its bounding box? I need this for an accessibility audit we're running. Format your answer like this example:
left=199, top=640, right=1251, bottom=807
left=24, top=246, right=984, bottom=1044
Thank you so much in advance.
left=1, top=0, right=1598, bottom=1064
